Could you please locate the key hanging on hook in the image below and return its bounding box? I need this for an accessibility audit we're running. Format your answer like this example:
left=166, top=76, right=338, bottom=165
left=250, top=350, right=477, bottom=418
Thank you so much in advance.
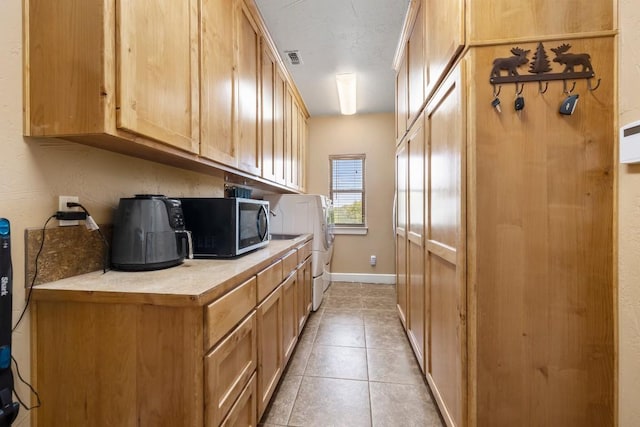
left=514, top=83, right=525, bottom=111
left=559, top=80, right=579, bottom=115
left=491, top=85, right=502, bottom=113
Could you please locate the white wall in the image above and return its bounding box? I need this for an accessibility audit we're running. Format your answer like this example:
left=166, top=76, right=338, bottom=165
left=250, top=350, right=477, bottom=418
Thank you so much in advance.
left=306, top=114, right=396, bottom=278
left=618, top=0, right=640, bottom=424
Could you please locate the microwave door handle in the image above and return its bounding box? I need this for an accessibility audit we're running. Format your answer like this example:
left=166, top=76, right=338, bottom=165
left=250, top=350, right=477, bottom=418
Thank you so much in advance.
left=257, top=205, right=268, bottom=241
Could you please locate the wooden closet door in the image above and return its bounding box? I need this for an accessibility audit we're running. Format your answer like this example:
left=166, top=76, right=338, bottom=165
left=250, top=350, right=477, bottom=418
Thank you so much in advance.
left=117, top=0, right=199, bottom=153
left=425, top=64, right=465, bottom=427
left=407, top=113, right=426, bottom=372
left=395, top=140, right=409, bottom=328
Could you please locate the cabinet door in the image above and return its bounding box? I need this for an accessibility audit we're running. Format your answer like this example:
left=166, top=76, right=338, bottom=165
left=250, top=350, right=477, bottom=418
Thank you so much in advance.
left=285, top=91, right=300, bottom=190
left=117, top=0, right=199, bottom=153
left=406, top=114, right=426, bottom=372
left=299, top=116, right=308, bottom=192
left=205, top=312, right=257, bottom=427
left=424, top=0, right=464, bottom=98
left=425, top=64, right=465, bottom=427
left=298, top=257, right=313, bottom=322
left=256, top=286, right=283, bottom=418
left=395, top=50, right=409, bottom=142
left=201, top=0, right=236, bottom=165
left=273, top=69, right=287, bottom=185
left=261, top=40, right=276, bottom=182
left=395, top=140, right=409, bottom=328
left=219, top=373, right=257, bottom=427
left=408, top=0, right=425, bottom=125
left=281, top=272, right=298, bottom=365
left=236, top=0, right=261, bottom=175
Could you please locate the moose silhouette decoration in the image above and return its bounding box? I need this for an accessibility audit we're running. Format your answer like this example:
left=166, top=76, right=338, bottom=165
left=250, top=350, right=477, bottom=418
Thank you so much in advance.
left=491, top=47, right=531, bottom=78
left=550, top=43, right=594, bottom=73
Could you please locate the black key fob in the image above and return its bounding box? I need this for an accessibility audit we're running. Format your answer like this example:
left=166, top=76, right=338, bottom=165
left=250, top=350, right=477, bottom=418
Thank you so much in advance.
left=491, top=97, right=502, bottom=113
left=514, top=96, right=525, bottom=111
left=559, top=94, right=579, bottom=115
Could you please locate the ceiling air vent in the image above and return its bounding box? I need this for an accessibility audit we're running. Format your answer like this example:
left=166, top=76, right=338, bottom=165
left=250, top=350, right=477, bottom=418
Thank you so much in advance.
left=285, top=50, right=303, bottom=66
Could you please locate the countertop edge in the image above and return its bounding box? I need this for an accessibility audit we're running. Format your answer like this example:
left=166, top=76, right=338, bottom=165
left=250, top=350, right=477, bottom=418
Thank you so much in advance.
left=31, top=234, right=312, bottom=307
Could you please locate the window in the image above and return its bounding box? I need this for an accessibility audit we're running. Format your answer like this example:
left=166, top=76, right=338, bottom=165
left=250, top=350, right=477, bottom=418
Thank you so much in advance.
left=329, top=154, right=366, bottom=226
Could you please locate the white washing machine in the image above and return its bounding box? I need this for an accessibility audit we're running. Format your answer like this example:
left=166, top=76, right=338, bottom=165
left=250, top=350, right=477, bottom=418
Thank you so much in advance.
left=264, top=194, right=334, bottom=310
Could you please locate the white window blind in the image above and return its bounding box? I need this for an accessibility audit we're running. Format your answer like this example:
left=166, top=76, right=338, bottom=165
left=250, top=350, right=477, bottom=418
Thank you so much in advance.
left=330, top=154, right=366, bottom=226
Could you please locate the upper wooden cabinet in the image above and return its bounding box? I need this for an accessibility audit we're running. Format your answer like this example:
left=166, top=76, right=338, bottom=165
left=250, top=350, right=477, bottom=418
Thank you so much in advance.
left=26, top=0, right=200, bottom=153
left=236, top=0, right=261, bottom=176
left=467, top=0, right=614, bottom=42
left=25, top=0, right=309, bottom=192
left=423, top=0, right=464, bottom=98
left=407, top=0, right=425, bottom=125
left=201, top=0, right=236, bottom=165
left=395, top=53, right=409, bottom=143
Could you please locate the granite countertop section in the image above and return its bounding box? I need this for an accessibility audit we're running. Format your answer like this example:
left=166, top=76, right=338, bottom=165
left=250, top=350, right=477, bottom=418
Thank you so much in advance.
left=32, top=234, right=312, bottom=307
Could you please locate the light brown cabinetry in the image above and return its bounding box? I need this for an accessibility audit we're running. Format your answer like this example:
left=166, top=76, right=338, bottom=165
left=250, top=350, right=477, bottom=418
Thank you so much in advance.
left=395, top=140, right=409, bottom=327
left=405, top=114, right=426, bottom=372
left=200, top=0, right=236, bottom=165
left=26, top=0, right=199, bottom=153
left=236, top=0, right=261, bottom=175
left=25, top=0, right=308, bottom=193
left=281, top=272, right=298, bottom=364
left=205, top=312, right=257, bottom=427
left=32, top=237, right=314, bottom=427
left=297, top=256, right=313, bottom=329
left=256, top=286, right=283, bottom=418
left=395, top=2, right=615, bottom=425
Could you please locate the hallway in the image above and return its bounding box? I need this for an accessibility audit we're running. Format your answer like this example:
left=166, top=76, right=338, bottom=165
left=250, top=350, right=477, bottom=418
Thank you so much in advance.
left=260, top=282, right=444, bottom=427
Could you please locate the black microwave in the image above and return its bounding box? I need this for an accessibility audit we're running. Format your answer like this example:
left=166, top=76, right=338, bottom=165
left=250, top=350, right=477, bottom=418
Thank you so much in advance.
left=178, top=197, right=269, bottom=258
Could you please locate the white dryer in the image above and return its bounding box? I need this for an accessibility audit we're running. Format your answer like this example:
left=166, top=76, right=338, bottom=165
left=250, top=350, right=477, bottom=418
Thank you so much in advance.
left=264, top=194, right=334, bottom=310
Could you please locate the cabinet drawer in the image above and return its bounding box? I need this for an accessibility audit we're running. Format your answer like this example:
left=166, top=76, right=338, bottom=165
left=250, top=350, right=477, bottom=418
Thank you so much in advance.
left=297, top=240, right=312, bottom=265
left=205, top=312, right=257, bottom=427
left=205, top=277, right=257, bottom=350
left=281, top=249, right=298, bottom=280
left=220, top=373, right=257, bottom=427
left=257, top=260, right=283, bottom=302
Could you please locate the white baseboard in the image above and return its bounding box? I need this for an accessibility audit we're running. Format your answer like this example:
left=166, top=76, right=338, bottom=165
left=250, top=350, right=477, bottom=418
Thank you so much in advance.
left=329, top=273, right=396, bottom=285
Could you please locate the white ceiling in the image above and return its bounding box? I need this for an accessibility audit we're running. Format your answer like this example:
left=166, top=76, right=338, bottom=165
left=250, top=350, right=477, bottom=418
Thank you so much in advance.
left=254, top=0, right=409, bottom=117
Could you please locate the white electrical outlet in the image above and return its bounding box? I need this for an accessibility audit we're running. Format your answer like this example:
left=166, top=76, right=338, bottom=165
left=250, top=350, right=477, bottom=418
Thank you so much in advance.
left=58, top=196, right=80, bottom=226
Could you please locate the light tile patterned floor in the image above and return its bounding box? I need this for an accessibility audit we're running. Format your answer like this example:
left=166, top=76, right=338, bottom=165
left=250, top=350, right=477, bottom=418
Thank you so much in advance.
left=259, top=282, right=444, bottom=427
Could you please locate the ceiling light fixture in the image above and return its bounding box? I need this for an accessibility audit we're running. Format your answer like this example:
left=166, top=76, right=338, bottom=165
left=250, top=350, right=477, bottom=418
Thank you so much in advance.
left=336, top=73, right=357, bottom=115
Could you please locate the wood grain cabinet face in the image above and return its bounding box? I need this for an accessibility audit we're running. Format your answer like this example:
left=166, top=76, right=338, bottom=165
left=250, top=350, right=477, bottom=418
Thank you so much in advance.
left=281, top=272, right=298, bottom=365
left=406, top=114, right=426, bottom=372
left=395, top=140, right=409, bottom=328
left=273, top=70, right=287, bottom=185
left=407, top=0, right=425, bottom=125
left=236, top=0, right=261, bottom=176
left=395, top=53, right=409, bottom=143
left=261, top=40, right=277, bottom=182
left=116, top=0, right=200, bottom=153
left=256, top=286, right=284, bottom=418
left=205, top=312, right=257, bottom=427
left=219, top=373, right=258, bottom=427
left=200, top=0, right=237, bottom=165
left=297, top=256, right=313, bottom=329
left=26, top=0, right=200, bottom=154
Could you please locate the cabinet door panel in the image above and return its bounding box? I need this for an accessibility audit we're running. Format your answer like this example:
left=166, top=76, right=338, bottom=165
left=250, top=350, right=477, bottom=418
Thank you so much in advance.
left=257, top=286, right=283, bottom=418
left=220, top=373, right=257, bottom=427
left=236, top=1, right=261, bottom=175
left=282, top=272, right=298, bottom=365
left=425, top=65, right=465, bottom=427
left=395, top=53, right=409, bottom=141
left=117, top=0, right=199, bottom=153
left=273, top=70, right=287, bottom=184
left=261, top=41, right=276, bottom=182
left=205, top=312, right=257, bottom=427
left=408, top=1, right=425, bottom=124
left=201, top=0, right=236, bottom=165
left=395, top=140, right=409, bottom=328
left=424, top=0, right=464, bottom=98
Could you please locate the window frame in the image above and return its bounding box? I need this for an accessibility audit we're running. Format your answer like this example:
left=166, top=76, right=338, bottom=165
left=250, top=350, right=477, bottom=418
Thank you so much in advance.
left=329, top=154, right=366, bottom=227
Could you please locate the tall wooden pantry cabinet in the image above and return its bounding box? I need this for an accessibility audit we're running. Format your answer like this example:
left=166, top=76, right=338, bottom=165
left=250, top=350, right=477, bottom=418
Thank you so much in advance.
left=394, top=1, right=616, bottom=426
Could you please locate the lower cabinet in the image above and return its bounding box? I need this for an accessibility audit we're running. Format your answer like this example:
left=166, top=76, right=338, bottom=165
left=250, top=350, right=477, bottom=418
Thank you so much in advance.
left=31, top=238, right=314, bottom=427
left=296, top=256, right=312, bottom=330
left=256, top=286, right=284, bottom=418
left=205, top=312, right=257, bottom=427
left=220, top=373, right=258, bottom=427
left=281, top=272, right=298, bottom=365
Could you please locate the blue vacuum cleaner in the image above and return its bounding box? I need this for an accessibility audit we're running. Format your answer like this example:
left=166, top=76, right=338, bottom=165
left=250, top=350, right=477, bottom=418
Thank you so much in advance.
left=0, top=219, right=19, bottom=426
